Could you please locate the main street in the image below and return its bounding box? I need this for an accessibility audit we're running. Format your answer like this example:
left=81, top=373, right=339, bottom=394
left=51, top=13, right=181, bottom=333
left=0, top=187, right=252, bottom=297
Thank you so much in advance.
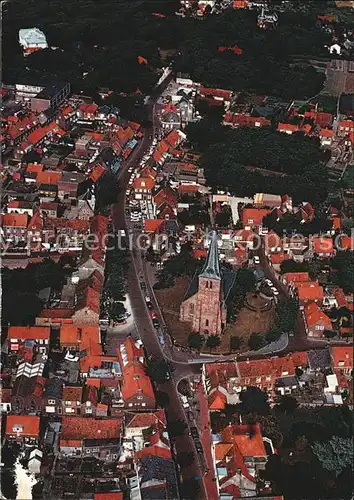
left=110, top=75, right=209, bottom=499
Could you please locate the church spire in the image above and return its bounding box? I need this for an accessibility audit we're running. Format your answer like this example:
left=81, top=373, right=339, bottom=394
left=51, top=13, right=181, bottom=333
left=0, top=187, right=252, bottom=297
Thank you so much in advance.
left=199, top=230, right=221, bottom=280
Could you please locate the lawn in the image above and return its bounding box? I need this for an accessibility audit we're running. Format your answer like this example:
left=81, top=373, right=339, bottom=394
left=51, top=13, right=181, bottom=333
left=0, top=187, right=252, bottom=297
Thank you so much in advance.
left=154, top=276, right=192, bottom=345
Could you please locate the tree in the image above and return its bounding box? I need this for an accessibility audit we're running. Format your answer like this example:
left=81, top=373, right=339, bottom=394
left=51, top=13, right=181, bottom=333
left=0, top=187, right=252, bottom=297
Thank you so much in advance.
left=167, top=419, right=188, bottom=438
left=324, top=329, right=336, bottom=338
left=188, top=333, right=204, bottom=350
left=311, top=437, right=354, bottom=477
left=230, top=336, right=242, bottom=350
left=265, top=327, right=282, bottom=343
left=278, top=395, right=298, bottom=414
left=238, top=386, right=270, bottom=415
left=206, top=335, right=221, bottom=350
left=109, top=301, right=126, bottom=321
left=177, top=451, right=195, bottom=468
left=248, top=332, right=266, bottom=351
left=146, top=359, right=173, bottom=384
left=331, top=251, right=354, bottom=294
left=155, top=391, right=170, bottom=408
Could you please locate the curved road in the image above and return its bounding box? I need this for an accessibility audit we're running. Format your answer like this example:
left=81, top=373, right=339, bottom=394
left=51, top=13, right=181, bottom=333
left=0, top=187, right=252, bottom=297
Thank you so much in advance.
left=111, top=76, right=208, bottom=499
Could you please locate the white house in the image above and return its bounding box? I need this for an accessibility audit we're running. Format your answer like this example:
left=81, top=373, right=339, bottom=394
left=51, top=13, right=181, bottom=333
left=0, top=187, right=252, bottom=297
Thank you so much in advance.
left=18, top=28, right=48, bottom=55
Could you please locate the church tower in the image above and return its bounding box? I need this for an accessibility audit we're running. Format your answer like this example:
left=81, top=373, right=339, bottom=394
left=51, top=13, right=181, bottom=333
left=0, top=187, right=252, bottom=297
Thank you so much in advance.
left=193, top=231, right=224, bottom=335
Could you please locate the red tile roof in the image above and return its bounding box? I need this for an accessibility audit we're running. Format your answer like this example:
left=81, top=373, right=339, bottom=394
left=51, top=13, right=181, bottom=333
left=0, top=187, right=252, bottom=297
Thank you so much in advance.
left=61, top=417, right=122, bottom=440
left=340, top=235, right=354, bottom=250
left=144, top=219, right=165, bottom=233
left=121, top=362, right=155, bottom=402
left=26, top=163, right=44, bottom=174
left=8, top=326, right=50, bottom=340
left=94, top=494, right=123, bottom=500
left=133, top=176, right=155, bottom=190
left=153, top=187, right=178, bottom=208
left=304, top=302, right=332, bottom=330
left=6, top=415, right=40, bottom=438
left=36, top=170, right=62, bottom=186
left=297, top=282, right=324, bottom=303
left=277, top=123, right=299, bottom=133
left=199, top=87, right=232, bottom=100
left=89, top=164, right=106, bottom=183
left=270, top=253, right=286, bottom=264
left=135, top=444, right=172, bottom=460
left=2, top=213, right=28, bottom=228
left=319, top=128, right=334, bottom=138
left=242, top=208, right=270, bottom=227
left=178, top=184, right=199, bottom=193
left=222, top=424, right=266, bottom=458
left=126, top=410, right=166, bottom=428
left=209, top=389, right=227, bottom=410
left=62, top=386, right=83, bottom=403
left=60, top=325, right=101, bottom=353
left=331, top=346, right=353, bottom=369
left=283, top=272, right=310, bottom=284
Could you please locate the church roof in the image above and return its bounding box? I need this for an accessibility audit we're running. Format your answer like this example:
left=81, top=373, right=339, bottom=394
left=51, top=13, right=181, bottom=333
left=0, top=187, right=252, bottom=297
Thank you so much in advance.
left=199, top=230, right=221, bottom=280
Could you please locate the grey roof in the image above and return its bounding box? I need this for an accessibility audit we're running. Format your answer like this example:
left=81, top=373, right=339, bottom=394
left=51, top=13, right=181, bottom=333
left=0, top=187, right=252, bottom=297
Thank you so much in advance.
left=307, top=349, right=331, bottom=371
left=44, top=377, right=64, bottom=398
left=199, top=231, right=221, bottom=280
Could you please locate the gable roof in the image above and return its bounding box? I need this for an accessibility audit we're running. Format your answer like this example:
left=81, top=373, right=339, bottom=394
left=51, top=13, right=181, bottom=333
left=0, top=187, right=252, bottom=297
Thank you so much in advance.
left=61, top=417, right=121, bottom=440
left=312, top=237, right=334, bottom=254
left=221, top=424, right=266, bottom=458
left=121, top=362, right=155, bottom=402
left=2, top=213, right=29, bottom=228
left=8, top=326, right=50, bottom=341
left=304, top=302, right=332, bottom=330
left=6, top=415, right=40, bottom=437
left=283, top=272, right=310, bottom=284
left=242, top=208, right=270, bottom=227
left=297, top=282, right=324, bottom=303
left=331, top=346, right=353, bottom=369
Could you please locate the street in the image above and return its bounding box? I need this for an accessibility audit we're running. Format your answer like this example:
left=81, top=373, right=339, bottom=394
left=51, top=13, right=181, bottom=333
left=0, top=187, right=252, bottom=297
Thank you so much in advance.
left=109, top=75, right=209, bottom=499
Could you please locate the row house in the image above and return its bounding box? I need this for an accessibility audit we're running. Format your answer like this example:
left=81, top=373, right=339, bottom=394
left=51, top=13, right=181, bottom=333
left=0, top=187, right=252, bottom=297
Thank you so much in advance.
left=337, top=119, right=354, bottom=137
left=214, top=424, right=269, bottom=498
left=7, top=200, right=34, bottom=217
left=59, top=417, right=123, bottom=459
left=6, top=415, right=40, bottom=447
left=303, top=302, right=333, bottom=338
left=11, top=375, right=46, bottom=414
left=6, top=112, right=39, bottom=146
left=223, top=112, right=271, bottom=129
left=1, top=213, right=29, bottom=243
left=7, top=326, right=50, bottom=354
left=198, top=87, right=233, bottom=107
left=241, top=207, right=271, bottom=233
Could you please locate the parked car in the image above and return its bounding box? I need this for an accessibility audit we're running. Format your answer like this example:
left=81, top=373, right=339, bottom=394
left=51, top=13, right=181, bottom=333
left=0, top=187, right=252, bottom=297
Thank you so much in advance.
left=150, top=311, right=157, bottom=319
left=253, top=256, right=260, bottom=264
left=152, top=317, right=159, bottom=329
left=271, top=287, right=279, bottom=296
left=265, top=279, right=273, bottom=286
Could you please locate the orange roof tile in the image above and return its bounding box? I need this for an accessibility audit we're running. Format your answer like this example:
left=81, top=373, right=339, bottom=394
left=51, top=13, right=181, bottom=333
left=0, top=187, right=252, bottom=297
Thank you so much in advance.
left=133, top=177, right=155, bottom=190
left=331, top=346, right=353, bottom=369
left=135, top=444, right=171, bottom=460
left=222, top=424, right=266, bottom=458
left=60, top=325, right=101, bottom=353
left=215, top=442, right=234, bottom=461
left=89, top=164, right=106, bottom=183
left=320, top=128, right=334, bottom=138
left=297, top=282, right=324, bottom=302
left=144, top=218, right=165, bottom=233
left=126, top=410, right=166, bottom=428
left=62, top=386, right=83, bottom=403
left=340, top=235, right=354, bottom=250
left=36, top=170, right=62, bottom=186
left=62, top=417, right=121, bottom=440
left=2, top=213, right=28, bottom=228
left=26, top=163, right=44, bottom=174
left=242, top=208, right=270, bottom=227
left=8, top=326, right=50, bottom=340
left=270, top=253, right=286, bottom=264
left=284, top=272, right=310, bottom=284
left=6, top=415, right=40, bottom=437
left=209, top=389, right=227, bottom=410
left=304, top=302, right=332, bottom=330
left=121, top=362, right=155, bottom=402
left=86, top=378, right=101, bottom=389
left=277, top=123, right=299, bottom=133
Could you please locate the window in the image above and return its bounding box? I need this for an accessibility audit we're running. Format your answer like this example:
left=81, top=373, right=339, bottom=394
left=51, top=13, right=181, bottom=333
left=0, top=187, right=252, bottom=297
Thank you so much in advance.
left=137, top=396, right=143, bottom=400
left=65, top=401, right=71, bottom=406
left=48, top=399, right=56, bottom=405
left=256, top=377, right=261, bottom=383
left=128, top=403, right=133, bottom=407
left=205, top=319, right=209, bottom=327
left=209, top=281, right=213, bottom=290
left=206, top=281, right=209, bottom=289
left=86, top=408, right=92, bottom=414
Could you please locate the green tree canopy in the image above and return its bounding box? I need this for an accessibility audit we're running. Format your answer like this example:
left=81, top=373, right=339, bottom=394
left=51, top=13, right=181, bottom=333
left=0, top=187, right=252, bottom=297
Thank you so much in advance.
left=188, top=333, right=204, bottom=350
left=311, top=437, right=354, bottom=477
left=238, top=386, right=270, bottom=415
left=206, top=334, right=221, bottom=350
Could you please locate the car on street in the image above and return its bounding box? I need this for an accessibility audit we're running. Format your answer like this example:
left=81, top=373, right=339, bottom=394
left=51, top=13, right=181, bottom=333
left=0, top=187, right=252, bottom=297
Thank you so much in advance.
left=195, top=442, right=203, bottom=453
left=126, top=189, right=131, bottom=196
left=190, top=427, right=199, bottom=439
left=152, top=317, right=159, bottom=329
left=253, top=256, right=260, bottom=264
left=150, top=311, right=157, bottom=319
left=265, top=279, right=273, bottom=286
left=271, top=287, right=279, bottom=296
left=158, top=335, right=165, bottom=346
left=128, top=167, right=134, bottom=173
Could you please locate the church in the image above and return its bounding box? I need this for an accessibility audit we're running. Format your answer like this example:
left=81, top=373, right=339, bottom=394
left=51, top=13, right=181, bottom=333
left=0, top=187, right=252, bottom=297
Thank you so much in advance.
left=179, top=231, right=232, bottom=335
